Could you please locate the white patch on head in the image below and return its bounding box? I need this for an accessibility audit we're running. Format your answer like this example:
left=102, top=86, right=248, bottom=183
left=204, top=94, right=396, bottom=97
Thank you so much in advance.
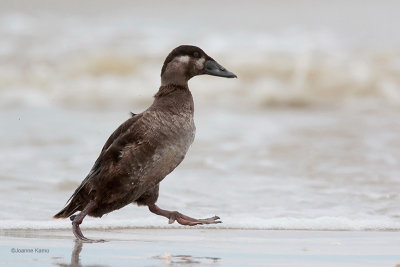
left=177, top=56, right=190, bottom=64
left=195, top=57, right=205, bottom=70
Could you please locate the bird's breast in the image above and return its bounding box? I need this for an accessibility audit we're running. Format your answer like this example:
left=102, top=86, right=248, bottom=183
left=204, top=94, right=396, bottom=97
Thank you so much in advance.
left=123, top=110, right=195, bottom=185
left=157, top=111, right=195, bottom=164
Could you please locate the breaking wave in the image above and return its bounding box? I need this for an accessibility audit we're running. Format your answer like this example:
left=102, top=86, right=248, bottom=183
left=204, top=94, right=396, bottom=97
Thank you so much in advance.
left=1, top=13, right=400, bottom=109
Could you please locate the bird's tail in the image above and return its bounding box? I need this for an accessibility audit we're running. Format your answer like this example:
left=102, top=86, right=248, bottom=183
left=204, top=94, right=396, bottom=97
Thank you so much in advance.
left=53, top=201, right=79, bottom=219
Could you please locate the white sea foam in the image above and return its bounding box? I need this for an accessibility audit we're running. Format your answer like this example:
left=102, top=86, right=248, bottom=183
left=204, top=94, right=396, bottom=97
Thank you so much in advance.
left=1, top=217, right=399, bottom=231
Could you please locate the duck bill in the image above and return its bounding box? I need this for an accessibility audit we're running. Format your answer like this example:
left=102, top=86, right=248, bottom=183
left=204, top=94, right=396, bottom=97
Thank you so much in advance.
left=204, top=60, right=237, bottom=78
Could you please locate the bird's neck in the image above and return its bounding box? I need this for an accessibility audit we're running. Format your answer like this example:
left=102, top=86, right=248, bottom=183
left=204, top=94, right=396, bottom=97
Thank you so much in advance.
left=161, top=69, right=189, bottom=87
left=154, top=84, right=188, bottom=97
left=152, top=84, right=194, bottom=114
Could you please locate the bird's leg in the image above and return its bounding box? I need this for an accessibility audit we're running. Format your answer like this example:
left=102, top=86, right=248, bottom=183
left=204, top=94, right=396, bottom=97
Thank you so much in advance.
left=71, top=200, right=105, bottom=243
left=148, top=204, right=221, bottom=226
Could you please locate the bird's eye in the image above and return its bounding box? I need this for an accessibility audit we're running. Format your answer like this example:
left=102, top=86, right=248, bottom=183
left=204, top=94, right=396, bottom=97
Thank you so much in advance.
left=193, top=52, right=200, bottom=58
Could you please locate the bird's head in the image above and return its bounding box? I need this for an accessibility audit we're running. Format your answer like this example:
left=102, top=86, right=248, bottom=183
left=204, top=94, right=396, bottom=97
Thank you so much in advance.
left=161, top=45, right=237, bottom=86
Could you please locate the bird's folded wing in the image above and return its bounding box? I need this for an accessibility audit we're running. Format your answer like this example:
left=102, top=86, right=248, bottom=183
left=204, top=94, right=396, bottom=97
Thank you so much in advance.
left=64, top=114, right=148, bottom=204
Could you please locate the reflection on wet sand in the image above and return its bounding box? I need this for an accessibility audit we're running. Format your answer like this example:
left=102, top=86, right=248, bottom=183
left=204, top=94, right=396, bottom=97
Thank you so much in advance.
left=153, top=253, right=220, bottom=265
left=57, top=240, right=220, bottom=266
left=56, top=240, right=106, bottom=267
left=1, top=230, right=399, bottom=266
left=55, top=240, right=84, bottom=267
left=70, top=241, right=83, bottom=267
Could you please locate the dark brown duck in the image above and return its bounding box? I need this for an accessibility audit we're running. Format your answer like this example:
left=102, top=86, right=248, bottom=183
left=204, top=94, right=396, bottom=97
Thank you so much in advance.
left=53, top=45, right=237, bottom=242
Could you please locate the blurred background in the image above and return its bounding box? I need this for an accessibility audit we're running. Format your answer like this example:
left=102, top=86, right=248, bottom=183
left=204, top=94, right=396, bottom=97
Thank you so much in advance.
left=0, top=0, right=399, bottom=230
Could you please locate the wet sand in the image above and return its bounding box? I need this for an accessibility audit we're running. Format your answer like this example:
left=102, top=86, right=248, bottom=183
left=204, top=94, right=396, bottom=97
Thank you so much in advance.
left=1, top=229, right=399, bottom=266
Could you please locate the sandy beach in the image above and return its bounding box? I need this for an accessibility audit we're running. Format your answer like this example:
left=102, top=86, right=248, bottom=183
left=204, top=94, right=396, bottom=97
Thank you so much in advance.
left=0, top=229, right=399, bottom=266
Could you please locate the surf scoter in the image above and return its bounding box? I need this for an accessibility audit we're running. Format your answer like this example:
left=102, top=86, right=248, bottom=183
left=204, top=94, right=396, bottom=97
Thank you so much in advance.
left=54, top=45, right=237, bottom=242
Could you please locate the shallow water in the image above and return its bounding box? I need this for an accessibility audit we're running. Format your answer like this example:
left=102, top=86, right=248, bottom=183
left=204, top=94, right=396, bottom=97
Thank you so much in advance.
left=0, top=0, right=400, bottom=230
left=1, top=105, right=399, bottom=230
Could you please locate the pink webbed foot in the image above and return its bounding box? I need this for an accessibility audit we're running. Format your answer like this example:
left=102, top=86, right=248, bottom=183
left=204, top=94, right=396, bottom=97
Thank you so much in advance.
left=148, top=204, right=222, bottom=226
